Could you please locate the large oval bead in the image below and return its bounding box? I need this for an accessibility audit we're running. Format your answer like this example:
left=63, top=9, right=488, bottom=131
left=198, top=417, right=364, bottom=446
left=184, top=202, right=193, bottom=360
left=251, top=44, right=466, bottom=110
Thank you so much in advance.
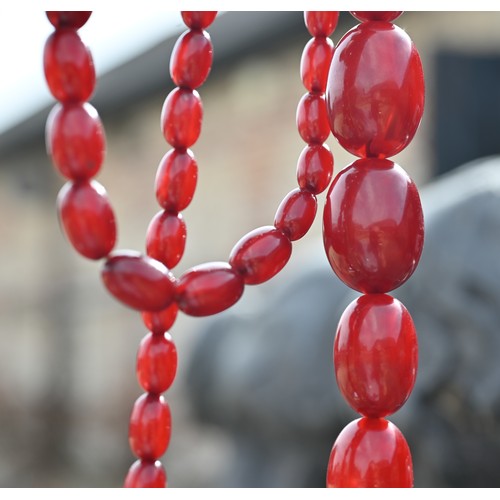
left=323, top=158, right=424, bottom=293
left=326, top=21, right=424, bottom=158
left=124, top=459, right=167, bottom=488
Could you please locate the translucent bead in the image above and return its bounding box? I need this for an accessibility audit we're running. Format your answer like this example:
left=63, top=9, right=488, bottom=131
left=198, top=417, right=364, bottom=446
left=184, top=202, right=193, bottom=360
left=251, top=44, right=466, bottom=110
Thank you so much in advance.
left=326, top=418, right=413, bottom=487
left=101, top=251, right=176, bottom=312
left=43, top=29, right=95, bottom=103
left=274, top=188, right=317, bottom=241
left=351, top=12, right=403, bottom=22
left=296, top=143, right=334, bottom=194
left=46, top=11, right=92, bottom=30
left=124, top=459, right=167, bottom=488
left=304, top=11, right=339, bottom=37
left=57, top=180, right=116, bottom=260
left=296, top=92, right=330, bottom=144
left=141, top=302, right=178, bottom=335
left=300, top=37, right=334, bottom=93
left=334, top=294, right=418, bottom=417
left=181, top=11, right=218, bottom=29
left=175, top=262, right=245, bottom=316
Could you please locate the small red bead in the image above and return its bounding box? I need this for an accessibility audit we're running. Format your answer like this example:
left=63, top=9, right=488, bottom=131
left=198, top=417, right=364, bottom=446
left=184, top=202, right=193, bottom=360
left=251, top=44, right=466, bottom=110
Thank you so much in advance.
left=326, top=418, right=413, bottom=487
left=229, top=226, right=292, bottom=285
left=304, top=11, right=339, bottom=37
left=161, top=88, right=203, bottom=148
left=142, top=302, right=178, bottom=335
left=296, top=143, right=334, bottom=194
left=296, top=92, right=330, bottom=145
left=300, top=37, right=334, bottom=93
left=351, top=11, right=403, bottom=22
left=57, top=180, right=116, bottom=260
left=175, top=262, right=245, bottom=317
left=101, top=251, right=176, bottom=312
left=46, top=11, right=92, bottom=29
left=124, top=459, right=167, bottom=488
left=274, top=188, right=317, bottom=241
left=129, top=393, right=172, bottom=460
left=44, top=29, right=95, bottom=103
left=181, top=11, right=217, bottom=29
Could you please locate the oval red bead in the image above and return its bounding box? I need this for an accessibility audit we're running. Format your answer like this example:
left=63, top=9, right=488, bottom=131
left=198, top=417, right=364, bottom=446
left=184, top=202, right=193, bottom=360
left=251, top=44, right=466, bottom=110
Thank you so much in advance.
left=304, top=11, right=339, bottom=37
left=175, top=262, right=244, bottom=317
left=46, top=11, right=92, bottom=29
left=101, top=251, right=176, bottom=311
left=326, top=22, right=425, bottom=158
left=351, top=11, right=403, bottom=22
left=142, top=302, right=178, bottom=335
left=323, top=158, right=424, bottom=293
left=296, top=92, right=330, bottom=144
left=57, top=180, right=116, bottom=260
left=229, top=226, right=292, bottom=285
left=129, top=393, right=171, bottom=460
left=181, top=11, right=217, bottom=29
left=124, top=459, right=167, bottom=488
left=334, top=294, right=418, bottom=417
left=327, top=417, right=413, bottom=487
left=296, top=143, right=334, bottom=194
left=274, top=188, right=317, bottom=241
left=300, top=37, right=334, bottom=93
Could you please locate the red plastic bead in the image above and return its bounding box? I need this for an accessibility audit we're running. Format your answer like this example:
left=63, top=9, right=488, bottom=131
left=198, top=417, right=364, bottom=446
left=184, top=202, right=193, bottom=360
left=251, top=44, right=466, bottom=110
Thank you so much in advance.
left=43, top=29, right=95, bottom=103
left=181, top=11, right=218, bottom=29
left=326, top=417, right=413, bottom=487
left=300, top=37, right=334, bottom=93
left=351, top=11, right=403, bottom=22
left=274, top=188, right=317, bottom=241
left=229, top=226, right=292, bottom=285
left=296, top=143, right=334, bottom=194
left=161, top=88, right=202, bottom=148
left=46, top=102, right=105, bottom=180
left=175, top=262, right=245, bottom=317
left=124, top=459, right=167, bottom=488
left=296, top=92, right=330, bottom=144
left=334, top=294, right=418, bottom=418
left=46, top=11, right=92, bottom=29
left=57, top=180, right=116, bottom=260
left=304, top=11, right=339, bottom=37
left=142, top=302, right=179, bottom=335
left=101, top=251, right=176, bottom=312
left=137, top=332, right=177, bottom=394
left=323, top=158, right=424, bottom=293
left=326, top=21, right=425, bottom=159
left=129, top=393, right=171, bottom=460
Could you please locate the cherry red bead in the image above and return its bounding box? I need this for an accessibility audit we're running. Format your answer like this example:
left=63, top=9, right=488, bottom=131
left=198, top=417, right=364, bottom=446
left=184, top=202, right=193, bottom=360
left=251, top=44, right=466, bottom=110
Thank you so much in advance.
left=44, top=29, right=95, bottom=103
left=175, top=262, right=245, bottom=316
left=57, top=180, right=116, bottom=260
left=181, top=11, right=218, bottom=29
left=142, top=302, right=178, bottom=335
left=334, top=294, right=418, bottom=418
left=300, top=37, right=334, bottom=93
left=229, top=226, right=292, bottom=285
left=124, top=459, right=167, bottom=488
left=161, top=88, right=202, bottom=148
left=296, top=92, right=330, bottom=144
left=304, top=11, right=339, bottom=37
left=351, top=11, right=403, bottom=22
left=327, top=417, right=413, bottom=487
left=326, top=21, right=425, bottom=159
left=129, top=393, right=172, bottom=460
left=296, top=143, right=334, bottom=194
left=101, top=251, right=176, bottom=312
left=323, top=158, right=424, bottom=293
left=46, top=11, right=92, bottom=29
left=274, top=188, right=317, bottom=241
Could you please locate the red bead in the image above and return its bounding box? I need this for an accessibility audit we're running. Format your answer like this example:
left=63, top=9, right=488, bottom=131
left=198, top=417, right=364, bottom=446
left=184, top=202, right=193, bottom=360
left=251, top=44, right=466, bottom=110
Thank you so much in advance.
left=181, top=11, right=218, bottom=29
left=155, top=149, right=198, bottom=212
left=161, top=88, right=202, bottom=148
left=44, top=29, right=95, bottom=103
left=137, top=332, right=177, bottom=394
left=142, top=302, right=178, bottom=335
left=129, top=393, right=171, bottom=460
left=57, top=180, right=116, bottom=260
left=175, top=262, right=245, bottom=317
left=124, top=459, right=167, bottom=488
left=300, top=37, right=334, bottom=93
left=323, top=158, right=424, bottom=293
left=326, top=417, right=413, bottom=487
left=229, top=226, right=292, bottom=285
left=304, top=11, right=339, bottom=37
left=334, top=294, right=418, bottom=417
left=296, top=143, right=334, bottom=194
left=274, top=188, right=317, bottom=241
left=101, top=251, right=176, bottom=312
left=170, top=30, right=213, bottom=89
left=46, top=11, right=92, bottom=29
left=146, top=211, right=186, bottom=269
left=326, top=22, right=425, bottom=159
left=296, top=92, right=330, bottom=144
left=351, top=12, right=403, bottom=22
left=46, top=102, right=105, bottom=180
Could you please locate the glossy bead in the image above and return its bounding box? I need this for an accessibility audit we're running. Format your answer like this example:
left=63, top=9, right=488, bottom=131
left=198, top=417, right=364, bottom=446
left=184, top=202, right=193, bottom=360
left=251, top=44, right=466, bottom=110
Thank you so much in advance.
left=175, top=262, right=244, bottom=316
left=300, top=37, right=334, bottom=93
left=129, top=393, right=171, bottom=460
left=142, top=302, right=178, bottom=335
left=170, top=30, right=213, bottom=89
left=326, top=22, right=425, bottom=158
left=57, top=180, right=116, bottom=260
left=181, top=11, right=217, bottom=29
left=101, top=251, right=176, bottom=311
left=296, top=143, right=334, bottom=194
left=274, top=188, right=317, bottom=241
left=44, top=29, right=95, bottom=103
left=161, top=88, right=202, bottom=148
left=137, top=332, right=177, bottom=394
left=351, top=11, right=403, bottom=22
left=124, top=459, right=167, bottom=488
left=46, top=11, right=92, bottom=29
left=334, top=294, right=418, bottom=417
left=155, top=149, right=198, bottom=212
left=46, top=102, right=105, bottom=180
left=327, top=417, right=413, bottom=487
left=304, top=11, right=339, bottom=37
left=323, top=158, right=424, bottom=293
left=229, top=226, right=292, bottom=285
left=296, top=92, right=330, bottom=144
left=146, top=211, right=186, bottom=269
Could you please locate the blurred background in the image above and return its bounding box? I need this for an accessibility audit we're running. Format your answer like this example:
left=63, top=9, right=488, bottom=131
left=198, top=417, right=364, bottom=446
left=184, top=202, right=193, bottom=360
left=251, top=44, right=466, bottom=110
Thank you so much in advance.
left=2, top=10, right=500, bottom=488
